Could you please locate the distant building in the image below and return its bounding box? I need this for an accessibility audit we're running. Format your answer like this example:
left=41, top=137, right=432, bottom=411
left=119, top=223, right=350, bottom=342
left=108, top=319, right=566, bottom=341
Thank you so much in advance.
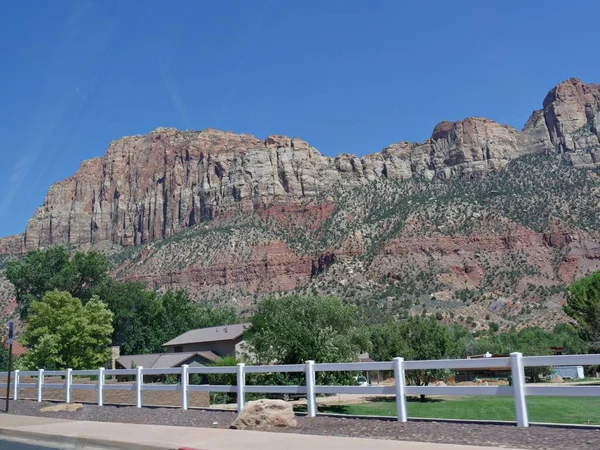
left=116, top=351, right=220, bottom=370
left=114, top=351, right=220, bottom=383
left=162, top=323, right=252, bottom=359
left=112, top=323, right=253, bottom=379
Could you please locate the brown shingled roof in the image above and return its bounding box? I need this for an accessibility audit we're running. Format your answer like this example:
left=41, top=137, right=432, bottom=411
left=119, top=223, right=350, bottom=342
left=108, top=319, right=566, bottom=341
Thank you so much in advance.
left=162, top=323, right=251, bottom=347
left=5, top=341, right=27, bottom=356
left=116, top=351, right=220, bottom=369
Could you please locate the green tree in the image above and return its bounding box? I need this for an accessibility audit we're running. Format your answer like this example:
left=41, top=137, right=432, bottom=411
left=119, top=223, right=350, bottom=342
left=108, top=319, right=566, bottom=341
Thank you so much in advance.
left=159, top=290, right=238, bottom=346
left=565, top=271, right=600, bottom=345
left=370, top=316, right=463, bottom=399
left=248, top=294, right=368, bottom=365
left=20, top=290, right=113, bottom=370
left=474, top=325, right=589, bottom=381
left=93, top=280, right=238, bottom=355
left=0, top=336, right=9, bottom=372
left=92, top=279, right=161, bottom=354
left=206, top=355, right=239, bottom=404
left=6, top=247, right=109, bottom=320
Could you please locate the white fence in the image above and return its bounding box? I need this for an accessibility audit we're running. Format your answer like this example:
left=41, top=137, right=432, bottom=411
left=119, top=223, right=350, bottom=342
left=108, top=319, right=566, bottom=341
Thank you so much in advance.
left=2, top=352, right=599, bottom=427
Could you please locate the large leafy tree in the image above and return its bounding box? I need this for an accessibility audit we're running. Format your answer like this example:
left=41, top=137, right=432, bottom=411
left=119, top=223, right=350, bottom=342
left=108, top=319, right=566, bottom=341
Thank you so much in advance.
left=93, top=279, right=237, bottom=355
left=6, top=247, right=109, bottom=320
left=370, top=316, right=462, bottom=397
left=248, top=294, right=369, bottom=365
left=20, top=290, right=113, bottom=370
left=92, top=279, right=161, bottom=354
left=565, top=271, right=600, bottom=345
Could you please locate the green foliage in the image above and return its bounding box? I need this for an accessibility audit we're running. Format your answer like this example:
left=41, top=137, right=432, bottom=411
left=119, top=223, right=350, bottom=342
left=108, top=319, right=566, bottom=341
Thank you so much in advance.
left=0, top=337, right=9, bottom=372
left=248, top=294, right=368, bottom=365
left=93, top=279, right=237, bottom=355
left=370, top=316, right=463, bottom=388
left=5, top=246, right=238, bottom=357
left=565, top=270, right=600, bottom=344
left=474, top=324, right=589, bottom=381
left=6, top=247, right=109, bottom=320
left=20, top=290, right=113, bottom=370
left=206, top=355, right=238, bottom=404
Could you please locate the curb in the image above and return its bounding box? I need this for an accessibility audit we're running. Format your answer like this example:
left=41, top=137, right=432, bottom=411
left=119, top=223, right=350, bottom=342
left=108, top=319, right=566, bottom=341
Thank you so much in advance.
left=0, top=427, right=173, bottom=450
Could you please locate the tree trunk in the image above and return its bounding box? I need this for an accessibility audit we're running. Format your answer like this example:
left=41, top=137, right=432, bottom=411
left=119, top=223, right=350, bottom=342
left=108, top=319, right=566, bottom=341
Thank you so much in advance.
left=420, top=380, right=430, bottom=402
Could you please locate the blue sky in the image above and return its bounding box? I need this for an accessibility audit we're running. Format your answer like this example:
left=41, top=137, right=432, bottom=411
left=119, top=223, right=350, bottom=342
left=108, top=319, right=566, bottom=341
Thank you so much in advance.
left=1, top=0, right=599, bottom=238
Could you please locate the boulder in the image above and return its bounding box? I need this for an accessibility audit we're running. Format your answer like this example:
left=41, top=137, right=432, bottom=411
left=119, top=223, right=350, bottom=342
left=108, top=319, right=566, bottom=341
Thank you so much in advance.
left=40, top=403, right=83, bottom=412
left=230, top=399, right=297, bottom=430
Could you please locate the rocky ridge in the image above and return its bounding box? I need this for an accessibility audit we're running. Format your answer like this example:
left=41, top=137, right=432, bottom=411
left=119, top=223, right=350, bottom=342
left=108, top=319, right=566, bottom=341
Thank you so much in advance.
left=0, top=78, right=597, bottom=253
left=1, top=78, right=600, bottom=330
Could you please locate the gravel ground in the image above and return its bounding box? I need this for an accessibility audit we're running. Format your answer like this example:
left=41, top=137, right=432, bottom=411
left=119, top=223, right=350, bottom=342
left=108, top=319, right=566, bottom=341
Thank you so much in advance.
left=3, top=400, right=600, bottom=450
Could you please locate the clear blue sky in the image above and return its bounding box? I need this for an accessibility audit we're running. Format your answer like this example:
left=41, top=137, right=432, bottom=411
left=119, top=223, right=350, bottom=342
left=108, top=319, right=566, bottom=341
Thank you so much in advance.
left=1, top=0, right=599, bottom=238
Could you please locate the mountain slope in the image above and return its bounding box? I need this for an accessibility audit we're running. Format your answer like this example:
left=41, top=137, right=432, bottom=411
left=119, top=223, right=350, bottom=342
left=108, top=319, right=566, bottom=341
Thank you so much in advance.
left=1, top=77, right=600, bottom=329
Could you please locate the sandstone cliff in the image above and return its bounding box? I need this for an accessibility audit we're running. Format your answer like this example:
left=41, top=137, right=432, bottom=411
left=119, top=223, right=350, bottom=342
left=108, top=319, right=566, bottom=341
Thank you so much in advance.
left=1, top=78, right=600, bottom=331
left=0, top=78, right=595, bottom=252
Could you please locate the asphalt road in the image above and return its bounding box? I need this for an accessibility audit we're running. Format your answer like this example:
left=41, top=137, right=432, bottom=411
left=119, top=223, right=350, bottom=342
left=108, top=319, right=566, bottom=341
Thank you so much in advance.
left=0, top=439, right=62, bottom=449
left=0, top=439, right=81, bottom=450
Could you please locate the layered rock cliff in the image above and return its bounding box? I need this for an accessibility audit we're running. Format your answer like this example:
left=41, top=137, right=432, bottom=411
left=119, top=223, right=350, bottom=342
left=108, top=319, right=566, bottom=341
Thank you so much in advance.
left=1, top=77, right=600, bottom=330
left=2, top=78, right=597, bottom=253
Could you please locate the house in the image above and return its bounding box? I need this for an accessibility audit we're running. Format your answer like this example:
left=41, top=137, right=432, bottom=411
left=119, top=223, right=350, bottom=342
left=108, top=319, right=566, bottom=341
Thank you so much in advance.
left=115, top=351, right=220, bottom=382
left=112, top=323, right=252, bottom=381
left=162, top=323, right=251, bottom=359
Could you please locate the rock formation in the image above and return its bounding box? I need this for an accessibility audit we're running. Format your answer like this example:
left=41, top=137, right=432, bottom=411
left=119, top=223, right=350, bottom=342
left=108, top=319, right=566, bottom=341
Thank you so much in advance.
left=0, top=78, right=595, bottom=253
left=1, top=78, right=600, bottom=331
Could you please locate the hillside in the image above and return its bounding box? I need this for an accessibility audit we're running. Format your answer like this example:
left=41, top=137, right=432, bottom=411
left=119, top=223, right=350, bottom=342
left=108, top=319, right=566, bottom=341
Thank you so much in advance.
left=1, top=77, right=600, bottom=330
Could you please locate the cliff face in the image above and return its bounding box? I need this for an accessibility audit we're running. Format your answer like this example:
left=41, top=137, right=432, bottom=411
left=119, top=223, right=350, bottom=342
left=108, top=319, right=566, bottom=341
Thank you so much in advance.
left=1, top=78, right=600, bottom=331
left=6, top=78, right=598, bottom=252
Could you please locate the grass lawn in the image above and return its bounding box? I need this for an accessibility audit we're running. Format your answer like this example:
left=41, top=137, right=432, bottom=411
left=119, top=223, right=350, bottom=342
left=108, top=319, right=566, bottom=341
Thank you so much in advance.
left=316, top=396, right=600, bottom=425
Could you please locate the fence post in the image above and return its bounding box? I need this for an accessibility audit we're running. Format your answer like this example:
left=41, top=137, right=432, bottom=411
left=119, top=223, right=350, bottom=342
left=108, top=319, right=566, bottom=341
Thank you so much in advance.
left=66, top=369, right=72, bottom=403
left=306, top=360, right=316, bottom=418
left=393, top=357, right=408, bottom=422
left=510, top=352, right=529, bottom=427
left=13, top=370, right=19, bottom=401
left=237, top=363, right=246, bottom=412
left=37, top=369, right=44, bottom=402
left=98, top=368, right=105, bottom=406
left=136, top=366, right=143, bottom=408
left=181, top=364, right=189, bottom=410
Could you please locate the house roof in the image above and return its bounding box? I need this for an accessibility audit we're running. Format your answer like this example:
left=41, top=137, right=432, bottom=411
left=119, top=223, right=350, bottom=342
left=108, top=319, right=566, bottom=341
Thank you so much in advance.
left=11, top=341, right=28, bottom=356
left=5, top=341, right=27, bottom=356
left=116, top=351, right=220, bottom=369
left=162, top=323, right=251, bottom=347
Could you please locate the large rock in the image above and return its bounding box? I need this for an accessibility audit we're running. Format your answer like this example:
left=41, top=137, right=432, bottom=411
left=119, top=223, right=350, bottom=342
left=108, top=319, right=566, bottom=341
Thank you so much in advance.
left=40, top=403, right=83, bottom=412
left=230, top=399, right=297, bottom=429
left=542, top=78, right=600, bottom=154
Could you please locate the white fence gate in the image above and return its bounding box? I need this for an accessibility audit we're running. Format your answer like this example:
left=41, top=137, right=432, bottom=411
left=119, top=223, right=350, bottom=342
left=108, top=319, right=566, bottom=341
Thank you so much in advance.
left=3, top=352, right=599, bottom=427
